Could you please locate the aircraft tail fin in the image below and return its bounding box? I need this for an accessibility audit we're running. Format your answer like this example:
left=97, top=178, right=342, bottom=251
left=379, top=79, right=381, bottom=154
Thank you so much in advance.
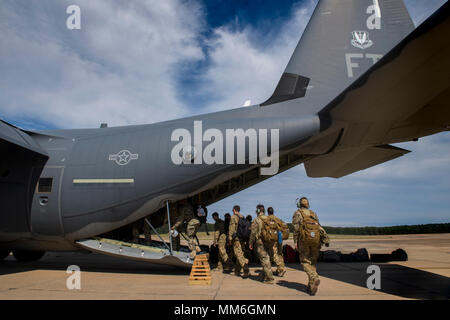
left=261, top=0, right=414, bottom=107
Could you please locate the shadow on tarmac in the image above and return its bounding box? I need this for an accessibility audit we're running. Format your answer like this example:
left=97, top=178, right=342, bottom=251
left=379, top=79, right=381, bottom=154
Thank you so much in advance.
left=2, top=253, right=449, bottom=300
left=0, top=252, right=190, bottom=276
left=276, top=280, right=309, bottom=294
left=286, top=262, right=450, bottom=300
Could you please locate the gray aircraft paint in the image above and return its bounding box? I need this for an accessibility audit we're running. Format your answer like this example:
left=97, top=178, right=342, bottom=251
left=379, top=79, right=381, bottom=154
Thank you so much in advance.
left=0, top=1, right=449, bottom=260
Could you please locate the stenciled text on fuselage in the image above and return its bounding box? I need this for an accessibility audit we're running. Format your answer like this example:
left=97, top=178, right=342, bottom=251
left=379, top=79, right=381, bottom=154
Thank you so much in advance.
left=171, top=121, right=279, bottom=175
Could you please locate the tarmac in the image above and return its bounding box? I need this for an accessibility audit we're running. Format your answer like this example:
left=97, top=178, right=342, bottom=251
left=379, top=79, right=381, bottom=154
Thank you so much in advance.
left=0, top=234, right=449, bottom=300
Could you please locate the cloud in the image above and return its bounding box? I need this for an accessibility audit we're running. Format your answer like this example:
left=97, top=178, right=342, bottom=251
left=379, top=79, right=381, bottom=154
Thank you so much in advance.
left=0, top=0, right=205, bottom=128
left=195, top=1, right=316, bottom=112
left=1, top=0, right=444, bottom=127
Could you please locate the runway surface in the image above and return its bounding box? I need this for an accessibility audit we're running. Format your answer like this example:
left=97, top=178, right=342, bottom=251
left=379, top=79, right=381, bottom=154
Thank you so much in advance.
left=0, top=234, right=449, bottom=300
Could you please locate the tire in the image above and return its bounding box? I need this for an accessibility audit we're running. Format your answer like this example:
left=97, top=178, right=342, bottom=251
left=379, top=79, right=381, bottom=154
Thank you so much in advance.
left=12, top=250, right=45, bottom=262
left=0, top=251, right=10, bottom=260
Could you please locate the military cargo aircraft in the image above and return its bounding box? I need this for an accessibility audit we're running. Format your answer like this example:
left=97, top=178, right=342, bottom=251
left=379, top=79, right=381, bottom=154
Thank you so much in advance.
left=1, top=0, right=449, bottom=267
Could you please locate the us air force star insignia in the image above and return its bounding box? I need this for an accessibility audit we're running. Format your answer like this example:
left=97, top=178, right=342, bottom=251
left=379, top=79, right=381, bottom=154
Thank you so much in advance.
left=109, top=150, right=139, bottom=166
left=351, top=30, right=373, bottom=50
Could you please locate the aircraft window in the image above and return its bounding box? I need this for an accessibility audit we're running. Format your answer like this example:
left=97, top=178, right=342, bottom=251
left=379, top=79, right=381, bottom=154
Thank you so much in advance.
left=38, top=178, right=53, bottom=193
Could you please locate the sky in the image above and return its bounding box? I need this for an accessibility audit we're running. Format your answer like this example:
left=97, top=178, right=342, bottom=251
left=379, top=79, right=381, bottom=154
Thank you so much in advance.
left=0, top=0, right=448, bottom=226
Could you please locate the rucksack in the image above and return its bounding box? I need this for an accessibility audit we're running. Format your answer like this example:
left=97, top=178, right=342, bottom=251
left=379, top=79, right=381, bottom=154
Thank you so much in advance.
left=273, top=216, right=290, bottom=240
left=298, top=209, right=321, bottom=246
left=209, top=244, right=219, bottom=264
left=321, top=250, right=342, bottom=262
left=236, top=216, right=251, bottom=241
left=351, top=248, right=370, bottom=262
left=259, top=215, right=279, bottom=242
left=282, top=244, right=298, bottom=263
left=391, top=248, right=408, bottom=261
left=195, top=205, right=208, bottom=224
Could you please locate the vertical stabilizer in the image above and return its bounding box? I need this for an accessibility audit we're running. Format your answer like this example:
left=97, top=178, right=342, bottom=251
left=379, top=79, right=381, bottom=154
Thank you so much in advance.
left=262, top=0, right=415, bottom=107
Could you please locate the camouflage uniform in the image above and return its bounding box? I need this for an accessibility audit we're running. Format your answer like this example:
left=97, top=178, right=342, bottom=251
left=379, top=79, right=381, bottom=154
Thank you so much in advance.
left=249, top=215, right=274, bottom=283
left=267, top=215, right=286, bottom=276
left=268, top=242, right=286, bottom=275
left=228, top=212, right=249, bottom=277
left=131, top=219, right=152, bottom=245
left=186, top=218, right=201, bottom=256
left=173, top=203, right=200, bottom=257
left=213, top=218, right=231, bottom=270
left=319, top=226, right=330, bottom=247
left=168, top=204, right=181, bottom=251
left=293, top=208, right=321, bottom=292
left=224, top=218, right=234, bottom=262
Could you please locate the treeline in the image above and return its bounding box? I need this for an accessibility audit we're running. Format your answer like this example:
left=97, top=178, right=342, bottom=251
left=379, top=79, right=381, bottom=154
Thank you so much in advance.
left=156, top=224, right=215, bottom=234
left=319, top=223, right=450, bottom=235
left=157, top=222, right=450, bottom=235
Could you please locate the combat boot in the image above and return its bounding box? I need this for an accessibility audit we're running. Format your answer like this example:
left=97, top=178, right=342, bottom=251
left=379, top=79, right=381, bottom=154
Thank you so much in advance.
left=223, top=265, right=232, bottom=273
left=276, top=269, right=286, bottom=277
left=224, top=261, right=233, bottom=273
left=310, top=278, right=320, bottom=296
left=257, top=272, right=265, bottom=281
left=242, top=266, right=250, bottom=279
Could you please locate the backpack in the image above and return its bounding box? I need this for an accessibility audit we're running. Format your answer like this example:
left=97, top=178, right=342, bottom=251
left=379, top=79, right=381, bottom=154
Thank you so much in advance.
left=259, top=215, right=279, bottom=242
left=209, top=244, right=219, bottom=264
left=273, top=216, right=290, bottom=240
left=298, top=209, right=321, bottom=246
left=282, top=244, right=298, bottom=263
left=320, top=250, right=342, bottom=262
left=195, top=205, right=208, bottom=224
left=236, top=216, right=251, bottom=241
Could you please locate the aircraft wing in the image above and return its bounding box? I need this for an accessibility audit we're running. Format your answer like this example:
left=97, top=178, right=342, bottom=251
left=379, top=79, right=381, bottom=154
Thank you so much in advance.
left=303, top=2, right=450, bottom=178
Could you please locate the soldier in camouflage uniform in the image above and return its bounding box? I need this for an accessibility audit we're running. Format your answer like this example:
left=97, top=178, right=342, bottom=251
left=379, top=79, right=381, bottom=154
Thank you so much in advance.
left=292, top=197, right=328, bottom=295
left=319, top=226, right=330, bottom=248
left=131, top=218, right=152, bottom=245
left=224, top=213, right=234, bottom=263
left=249, top=204, right=274, bottom=284
left=212, top=212, right=232, bottom=271
left=267, top=207, right=286, bottom=277
left=166, top=203, right=181, bottom=251
left=171, top=200, right=201, bottom=258
left=228, top=205, right=249, bottom=278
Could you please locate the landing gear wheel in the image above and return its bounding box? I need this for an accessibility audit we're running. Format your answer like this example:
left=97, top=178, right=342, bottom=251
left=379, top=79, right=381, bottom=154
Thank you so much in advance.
left=12, top=250, right=45, bottom=262
left=0, top=251, right=10, bottom=260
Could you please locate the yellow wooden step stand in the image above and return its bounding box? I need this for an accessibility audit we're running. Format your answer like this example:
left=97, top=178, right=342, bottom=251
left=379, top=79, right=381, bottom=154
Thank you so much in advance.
left=189, top=254, right=211, bottom=285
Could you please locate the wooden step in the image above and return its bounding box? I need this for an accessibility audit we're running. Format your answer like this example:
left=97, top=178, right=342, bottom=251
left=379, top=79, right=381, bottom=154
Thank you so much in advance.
left=188, top=254, right=212, bottom=286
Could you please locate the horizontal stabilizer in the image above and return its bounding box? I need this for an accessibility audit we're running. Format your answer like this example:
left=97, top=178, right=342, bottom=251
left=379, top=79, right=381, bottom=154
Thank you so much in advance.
left=304, top=145, right=410, bottom=178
